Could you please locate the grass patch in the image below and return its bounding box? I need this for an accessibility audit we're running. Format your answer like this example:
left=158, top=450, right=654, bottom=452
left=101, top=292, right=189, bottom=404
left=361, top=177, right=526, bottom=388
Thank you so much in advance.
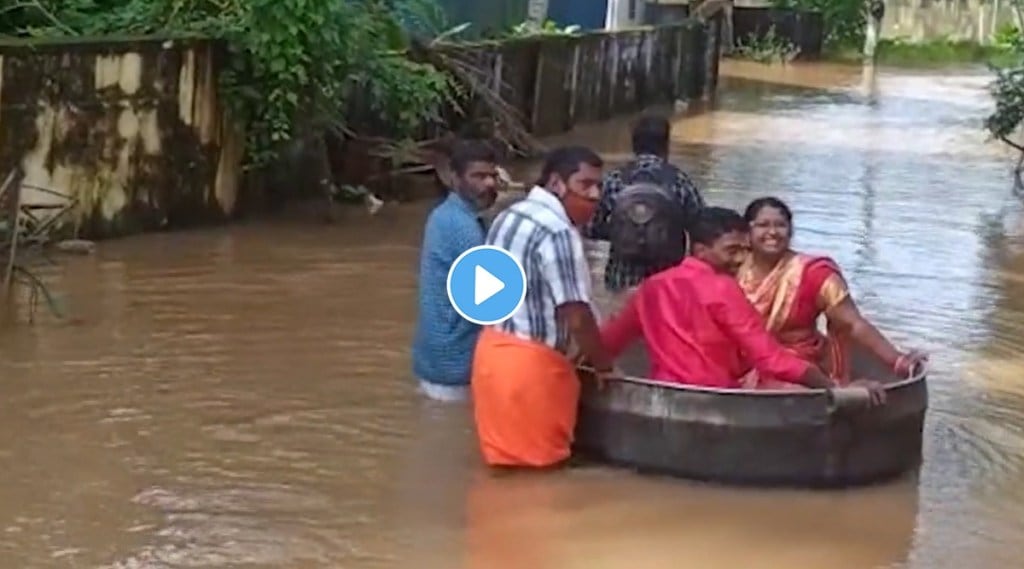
left=825, top=37, right=1017, bottom=68
left=732, top=26, right=800, bottom=64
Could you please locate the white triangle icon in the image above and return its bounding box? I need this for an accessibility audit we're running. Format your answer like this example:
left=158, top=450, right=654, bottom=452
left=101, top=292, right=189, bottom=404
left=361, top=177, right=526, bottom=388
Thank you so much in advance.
left=474, top=265, right=505, bottom=305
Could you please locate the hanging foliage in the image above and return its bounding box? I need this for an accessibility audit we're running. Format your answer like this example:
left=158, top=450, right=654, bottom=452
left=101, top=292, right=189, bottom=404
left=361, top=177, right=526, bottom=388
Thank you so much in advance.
left=0, top=0, right=459, bottom=168
left=770, top=0, right=866, bottom=49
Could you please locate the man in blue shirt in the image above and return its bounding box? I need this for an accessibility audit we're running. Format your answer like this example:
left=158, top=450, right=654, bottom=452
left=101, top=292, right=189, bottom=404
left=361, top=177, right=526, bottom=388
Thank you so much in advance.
left=412, top=139, right=500, bottom=401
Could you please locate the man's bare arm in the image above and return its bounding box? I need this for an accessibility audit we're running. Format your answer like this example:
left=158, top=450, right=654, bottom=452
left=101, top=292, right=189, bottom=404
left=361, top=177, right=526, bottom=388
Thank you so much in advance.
left=557, top=302, right=613, bottom=372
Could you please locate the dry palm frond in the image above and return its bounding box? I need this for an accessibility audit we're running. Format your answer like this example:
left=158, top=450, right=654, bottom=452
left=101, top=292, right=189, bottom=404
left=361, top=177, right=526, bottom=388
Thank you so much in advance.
left=410, top=38, right=544, bottom=157
left=0, top=170, right=70, bottom=323
left=10, top=264, right=63, bottom=323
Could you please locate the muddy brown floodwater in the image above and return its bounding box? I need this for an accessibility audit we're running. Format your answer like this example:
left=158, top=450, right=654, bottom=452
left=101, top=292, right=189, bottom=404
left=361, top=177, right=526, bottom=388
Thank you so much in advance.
left=2, top=60, right=1024, bottom=568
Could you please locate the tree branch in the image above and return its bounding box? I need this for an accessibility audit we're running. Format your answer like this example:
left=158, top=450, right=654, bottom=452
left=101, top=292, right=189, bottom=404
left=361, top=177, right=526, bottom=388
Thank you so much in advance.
left=0, top=0, right=78, bottom=36
left=1000, top=134, right=1024, bottom=153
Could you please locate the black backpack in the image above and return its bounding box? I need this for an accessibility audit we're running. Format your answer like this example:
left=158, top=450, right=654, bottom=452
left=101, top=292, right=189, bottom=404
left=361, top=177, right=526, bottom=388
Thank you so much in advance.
left=608, top=164, right=688, bottom=266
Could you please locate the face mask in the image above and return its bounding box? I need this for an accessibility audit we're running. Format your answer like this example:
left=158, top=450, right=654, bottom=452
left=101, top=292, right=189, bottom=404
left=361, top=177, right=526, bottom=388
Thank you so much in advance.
left=562, top=191, right=598, bottom=226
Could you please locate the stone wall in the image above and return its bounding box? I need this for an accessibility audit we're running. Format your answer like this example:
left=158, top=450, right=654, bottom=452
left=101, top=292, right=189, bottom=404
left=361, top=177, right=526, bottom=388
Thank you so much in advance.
left=0, top=36, right=243, bottom=239
left=441, top=18, right=722, bottom=138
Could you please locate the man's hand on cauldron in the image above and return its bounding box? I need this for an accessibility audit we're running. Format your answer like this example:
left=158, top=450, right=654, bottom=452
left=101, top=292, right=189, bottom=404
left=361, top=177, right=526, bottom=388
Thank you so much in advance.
left=848, top=379, right=887, bottom=407
left=894, top=350, right=928, bottom=378
left=592, top=367, right=621, bottom=390
left=573, top=353, right=620, bottom=390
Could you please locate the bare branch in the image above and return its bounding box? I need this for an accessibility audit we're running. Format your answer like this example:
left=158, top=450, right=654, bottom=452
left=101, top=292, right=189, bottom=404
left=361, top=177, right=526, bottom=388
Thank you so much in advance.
left=1, top=0, right=78, bottom=36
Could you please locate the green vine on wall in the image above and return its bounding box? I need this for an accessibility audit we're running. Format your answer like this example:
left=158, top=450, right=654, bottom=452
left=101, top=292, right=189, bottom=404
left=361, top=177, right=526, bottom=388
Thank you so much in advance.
left=0, top=0, right=458, bottom=170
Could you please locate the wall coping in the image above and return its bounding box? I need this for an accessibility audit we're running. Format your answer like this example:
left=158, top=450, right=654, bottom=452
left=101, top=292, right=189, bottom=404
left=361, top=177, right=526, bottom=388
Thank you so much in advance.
left=0, top=20, right=708, bottom=54
left=0, top=34, right=216, bottom=54
left=432, top=20, right=705, bottom=49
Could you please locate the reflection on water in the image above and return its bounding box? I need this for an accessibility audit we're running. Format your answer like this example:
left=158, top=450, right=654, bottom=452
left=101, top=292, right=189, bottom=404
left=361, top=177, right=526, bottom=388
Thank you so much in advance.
left=464, top=472, right=919, bottom=569
left=2, top=60, right=1024, bottom=567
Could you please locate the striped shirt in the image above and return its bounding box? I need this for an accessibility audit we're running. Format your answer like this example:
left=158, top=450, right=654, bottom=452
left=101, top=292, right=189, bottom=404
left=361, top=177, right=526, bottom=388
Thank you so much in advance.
left=411, top=192, right=486, bottom=386
left=487, top=187, right=592, bottom=351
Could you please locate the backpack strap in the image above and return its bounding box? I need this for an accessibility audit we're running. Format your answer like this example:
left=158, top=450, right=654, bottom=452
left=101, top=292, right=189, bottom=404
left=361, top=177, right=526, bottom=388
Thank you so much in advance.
left=621, top=161, right=679, bottom=201
left=654, top=162, right=679, bottom=190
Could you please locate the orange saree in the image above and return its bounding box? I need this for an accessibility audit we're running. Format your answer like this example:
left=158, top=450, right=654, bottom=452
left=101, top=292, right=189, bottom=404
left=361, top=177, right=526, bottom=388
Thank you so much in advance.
left=737, top=252, right=852, bottom=387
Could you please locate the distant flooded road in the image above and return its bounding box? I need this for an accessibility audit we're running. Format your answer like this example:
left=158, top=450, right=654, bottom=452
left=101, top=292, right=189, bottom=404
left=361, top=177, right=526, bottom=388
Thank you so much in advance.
left=2, top=60, right=1024, bottom=568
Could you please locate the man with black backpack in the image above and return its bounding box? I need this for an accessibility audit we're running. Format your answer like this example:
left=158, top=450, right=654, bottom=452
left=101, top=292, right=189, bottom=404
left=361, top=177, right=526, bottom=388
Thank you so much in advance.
left=584, top=115, right=705, bottom=293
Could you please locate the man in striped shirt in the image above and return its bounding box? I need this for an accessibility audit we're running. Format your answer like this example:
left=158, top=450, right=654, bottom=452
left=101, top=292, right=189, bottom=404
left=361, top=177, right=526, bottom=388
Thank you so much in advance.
left=471, top=146, right=614, bottom=469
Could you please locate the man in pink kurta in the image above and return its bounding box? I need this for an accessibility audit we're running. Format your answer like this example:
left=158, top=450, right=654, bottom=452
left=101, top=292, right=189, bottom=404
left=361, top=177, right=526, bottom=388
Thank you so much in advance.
left=600, top=207, right=837, bottom=390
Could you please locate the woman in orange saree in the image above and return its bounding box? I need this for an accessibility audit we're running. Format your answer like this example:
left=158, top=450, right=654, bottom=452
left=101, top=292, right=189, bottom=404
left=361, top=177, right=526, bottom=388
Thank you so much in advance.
left=737, top=197, right=926, bottom=389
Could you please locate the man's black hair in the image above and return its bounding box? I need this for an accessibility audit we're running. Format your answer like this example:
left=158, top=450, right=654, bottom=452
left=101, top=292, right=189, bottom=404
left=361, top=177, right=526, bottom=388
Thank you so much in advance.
left=450, top=138, right=498, bottom=176
left=535, top=145, right=603, bottom=187
left=689, top=206, right=748, bottom=246
left=631, top=114, right=671, bottom=156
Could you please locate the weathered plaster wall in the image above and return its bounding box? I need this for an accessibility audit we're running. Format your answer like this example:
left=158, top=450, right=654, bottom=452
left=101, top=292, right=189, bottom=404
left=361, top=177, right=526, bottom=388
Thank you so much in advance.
left=0, top=37, right=243, bottom=239
left=443, top=17, right=723, bottom=138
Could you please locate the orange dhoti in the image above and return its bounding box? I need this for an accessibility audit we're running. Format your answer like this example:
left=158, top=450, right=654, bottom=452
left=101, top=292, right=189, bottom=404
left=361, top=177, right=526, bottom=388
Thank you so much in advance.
left=471, top=326, right=579, bottom=468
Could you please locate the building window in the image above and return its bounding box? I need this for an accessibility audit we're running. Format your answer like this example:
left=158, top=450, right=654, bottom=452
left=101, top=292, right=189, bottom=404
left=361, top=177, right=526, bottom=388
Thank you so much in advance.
left=628, top=0, right=637, bottom=20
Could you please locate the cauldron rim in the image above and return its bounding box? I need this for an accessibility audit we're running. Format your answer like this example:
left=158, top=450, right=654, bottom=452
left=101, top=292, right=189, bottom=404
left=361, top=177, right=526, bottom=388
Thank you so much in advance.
left=598, top=361, right=927, bottom=397
left=574, top=362, right=928, bottom=487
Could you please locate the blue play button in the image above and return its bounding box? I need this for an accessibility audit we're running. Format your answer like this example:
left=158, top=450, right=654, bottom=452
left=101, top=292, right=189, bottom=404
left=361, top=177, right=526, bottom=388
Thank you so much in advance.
left=446, top=245, right=527, bottom=325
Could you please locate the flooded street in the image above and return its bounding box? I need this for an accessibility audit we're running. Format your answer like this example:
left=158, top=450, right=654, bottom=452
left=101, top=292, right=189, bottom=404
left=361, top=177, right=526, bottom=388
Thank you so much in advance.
left=3, top=59, right=1024, bottom=568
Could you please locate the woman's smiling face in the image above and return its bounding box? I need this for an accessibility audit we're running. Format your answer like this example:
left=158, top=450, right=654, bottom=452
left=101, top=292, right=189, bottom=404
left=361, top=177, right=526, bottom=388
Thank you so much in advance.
left=748, top=205, right=792, bottom=257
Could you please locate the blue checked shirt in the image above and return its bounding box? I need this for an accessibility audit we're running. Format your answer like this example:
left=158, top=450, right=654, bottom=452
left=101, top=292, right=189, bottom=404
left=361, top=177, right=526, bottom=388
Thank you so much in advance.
left=411, top=192, right=486, bottom=386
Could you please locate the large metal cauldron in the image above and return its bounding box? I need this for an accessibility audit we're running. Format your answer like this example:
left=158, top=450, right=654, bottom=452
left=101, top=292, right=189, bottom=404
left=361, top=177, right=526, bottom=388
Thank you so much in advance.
left=573, top=344, right=928, bottom=488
